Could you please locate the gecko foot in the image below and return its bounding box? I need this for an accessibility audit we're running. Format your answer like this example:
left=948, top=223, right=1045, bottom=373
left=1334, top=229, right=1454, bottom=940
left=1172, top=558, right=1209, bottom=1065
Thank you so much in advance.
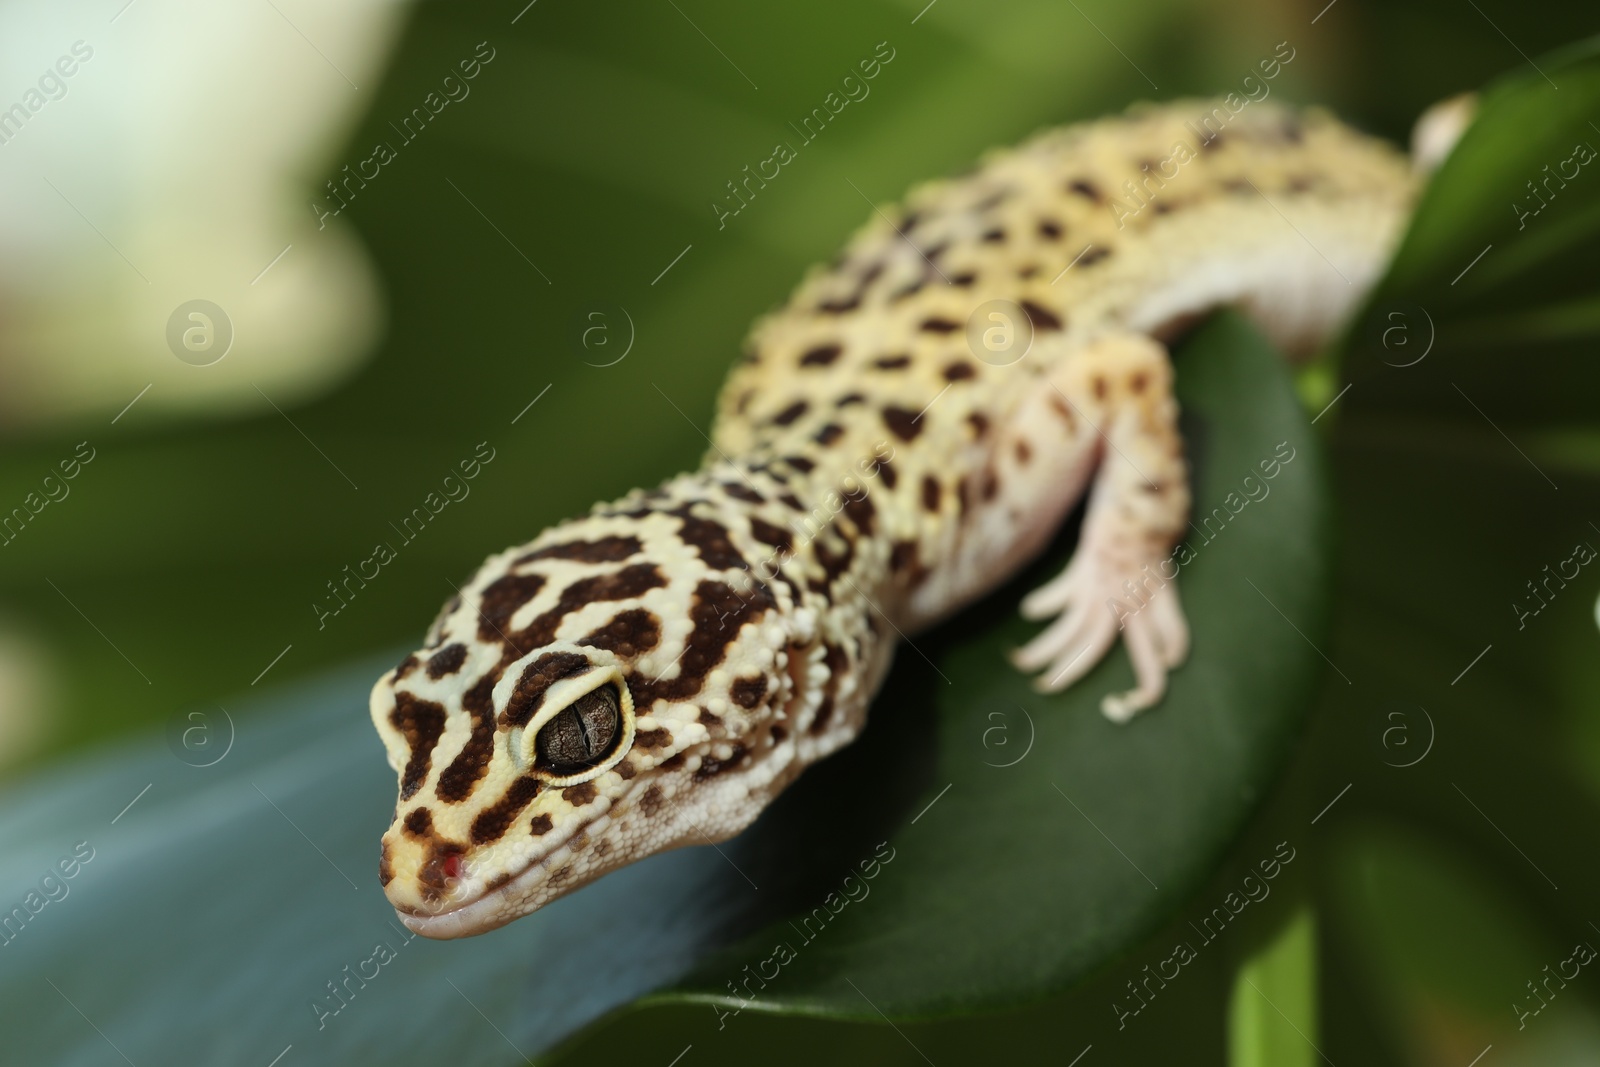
left=1009, top=548, right=1189, bottom=722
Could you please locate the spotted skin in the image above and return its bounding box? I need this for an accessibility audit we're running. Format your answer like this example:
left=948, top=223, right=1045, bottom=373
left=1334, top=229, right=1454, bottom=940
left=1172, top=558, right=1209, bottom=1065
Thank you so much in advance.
left=372, top=99, right=1435, bottom=938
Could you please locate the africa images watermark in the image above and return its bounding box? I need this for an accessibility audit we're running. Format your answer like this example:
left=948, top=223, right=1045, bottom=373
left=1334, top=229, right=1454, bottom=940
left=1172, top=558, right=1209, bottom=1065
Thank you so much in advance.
left=713, top=840, right=897, bottom=1029
left=1108, top=440, right=1298, bottom=628
left=712, top=40, right=898, bottom=230
left=1107, top=40, right=1298, bottom=229
left=0, top=441, right=97, bottom=549
left=311, top=40, right=498, bottom=230
left=1114, top=840, right=1297, bottom=1029
left=1514, top=137, right=1596, bottom=230
left=313, top=441, right=497, bottom=629
left=0, top=39, right=95, bottom=147
left=310, top=920, right=422, bottom=1030
left=0, top=841, right=96, bottom=950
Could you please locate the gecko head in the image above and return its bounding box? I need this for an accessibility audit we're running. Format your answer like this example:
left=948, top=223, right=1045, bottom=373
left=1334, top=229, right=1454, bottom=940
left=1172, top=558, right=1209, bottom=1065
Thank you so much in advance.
left=369, top=533, right=806, bottom=939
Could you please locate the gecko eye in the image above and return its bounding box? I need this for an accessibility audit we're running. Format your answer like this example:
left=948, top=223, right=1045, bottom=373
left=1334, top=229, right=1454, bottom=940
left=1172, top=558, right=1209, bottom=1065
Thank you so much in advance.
left=535, top=684, right=622, bottom=772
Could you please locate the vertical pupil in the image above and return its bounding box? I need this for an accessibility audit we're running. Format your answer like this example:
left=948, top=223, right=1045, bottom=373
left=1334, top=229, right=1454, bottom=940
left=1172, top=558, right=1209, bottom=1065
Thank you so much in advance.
left=537, top=686, right=620, bottom=770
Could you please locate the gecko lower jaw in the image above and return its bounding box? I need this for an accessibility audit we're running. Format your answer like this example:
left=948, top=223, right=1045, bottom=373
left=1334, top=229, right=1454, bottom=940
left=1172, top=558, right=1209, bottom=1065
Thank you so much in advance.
left=392, top=810, right=612, bottom=940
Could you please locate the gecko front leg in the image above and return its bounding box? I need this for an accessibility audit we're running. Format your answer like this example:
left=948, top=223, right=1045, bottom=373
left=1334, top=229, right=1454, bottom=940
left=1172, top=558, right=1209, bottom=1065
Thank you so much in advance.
left=1010, top=333, right=1190, bottom=721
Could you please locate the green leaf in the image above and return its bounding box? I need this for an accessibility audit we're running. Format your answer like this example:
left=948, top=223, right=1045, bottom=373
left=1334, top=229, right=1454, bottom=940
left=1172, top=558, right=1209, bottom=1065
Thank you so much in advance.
left=0, top=312, right=1330, bottom=1064
left=1227, top=905, right=1320, bottom=1067
left=1341, top=35, right=1600, bottom=424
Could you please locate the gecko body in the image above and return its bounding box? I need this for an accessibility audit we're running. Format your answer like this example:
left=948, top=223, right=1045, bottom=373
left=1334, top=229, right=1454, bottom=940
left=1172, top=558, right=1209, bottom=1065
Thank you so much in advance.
left=372, top=98, right=1441, bottom=938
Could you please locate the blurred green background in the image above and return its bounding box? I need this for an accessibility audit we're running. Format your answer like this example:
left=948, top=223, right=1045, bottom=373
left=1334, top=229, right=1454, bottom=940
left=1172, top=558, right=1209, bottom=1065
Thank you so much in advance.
left=3, top=0, right=1599, bottom=1063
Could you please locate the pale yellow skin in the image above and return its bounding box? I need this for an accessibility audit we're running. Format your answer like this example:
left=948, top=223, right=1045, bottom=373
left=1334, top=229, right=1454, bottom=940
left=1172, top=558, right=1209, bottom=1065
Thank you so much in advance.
left=370, top=98, right=1445, bottom=939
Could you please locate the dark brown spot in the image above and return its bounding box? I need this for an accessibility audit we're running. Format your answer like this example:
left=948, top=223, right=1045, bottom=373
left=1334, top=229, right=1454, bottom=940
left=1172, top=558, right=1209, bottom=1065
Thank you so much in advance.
left=731, top=676, right=767, bottom=708
left=919, top=317, right=960, bottom=334
left=799, top=344, right=842, bottom=367
left=770, top=724, right=788, bottom=743
left=695, top=743, right=748, bottom=780
left=1130, top=371, right=1148, bottom=394
left=722, top=482, right=765, bottom=504
left=1093, top=376, right=1108, bottom=400
left=501, top=651, right=592, bottom=729
left=1068, top=179, right=1102, bottom=201
left=677, top=511, right=748, bottom=571
left=836, top=392, right=866, bottom=407
left=814, top=423, right=844, bottom=445
left=842, top=489, right=875, bottom=537
left=1049, top=394, right=1076, bottom=429
left=435, top=672, right=498, bottom=802
left=981, top=466, right=1000, bottom=501
left=883, top=406, right=923, bottom=442
left=921, top=475, right=940, bottom=512
left=780, top=492, right=805, bottom=510
left=403, top=808, right=433, bottom=836
left=749, top=517, right=793, bottom=554
left=1015, top=440, right=1033, bottom=464
left=1079, top=247, right=1111, bottom=267
left=516, top=535, right=642, bottom=566
left=950, top=272, right=977, bottom=287
left=640, top=785, right=664, bottom=816
left=561, top=781, right=598, bottom=806
left=426, top=643, right=468, bottom=679
left=1020, top=299, right=1063, bottom=332
left=818, top=295, right=860, bottom=314
left=634, top=728, right=671, bottom=749
left=784, top=455, right=815, bottom=474
left=889, top=540, right=932, bottom=587
left=1037, top=219, right=1063, bottom=240
left=579, top=607, right=662, bottom=659
left=379, top=843, right=394, bottom=887
left=943, top=361, right=976, bottom=382
left=470, top=776, right=543, bottom=844
left=390, top=692, right=447, bottom=801
left=813, top=529, right=854, bottom=582
left=529, top=813, right=553, bottom=835
left=968, top=412, right=990, bottom=438
left=394, top=654, right=420, bottom=681
left=981, top=228, right=1005, bottom=243
left=870, top=456, right=897, bottom=489
left=772, top=400, right=808, bottom=426
left=476, top=573, right=546, bottom=641
left=873, top=354, right=912, bottom=370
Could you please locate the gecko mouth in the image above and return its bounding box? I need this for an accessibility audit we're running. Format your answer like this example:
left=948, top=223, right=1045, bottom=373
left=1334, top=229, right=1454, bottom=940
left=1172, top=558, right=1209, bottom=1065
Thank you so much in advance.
left=392, top=810, right=614, bottom=940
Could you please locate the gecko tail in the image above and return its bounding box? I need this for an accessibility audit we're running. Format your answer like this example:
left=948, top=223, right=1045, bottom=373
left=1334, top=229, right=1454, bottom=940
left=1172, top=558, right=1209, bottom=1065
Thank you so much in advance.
left=1411, top=92, right=1477, bottom=174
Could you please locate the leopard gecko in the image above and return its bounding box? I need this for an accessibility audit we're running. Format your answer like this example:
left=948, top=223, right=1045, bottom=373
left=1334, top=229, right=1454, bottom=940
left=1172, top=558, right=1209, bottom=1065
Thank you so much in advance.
left=371, top=96, right=1470, bottom=938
